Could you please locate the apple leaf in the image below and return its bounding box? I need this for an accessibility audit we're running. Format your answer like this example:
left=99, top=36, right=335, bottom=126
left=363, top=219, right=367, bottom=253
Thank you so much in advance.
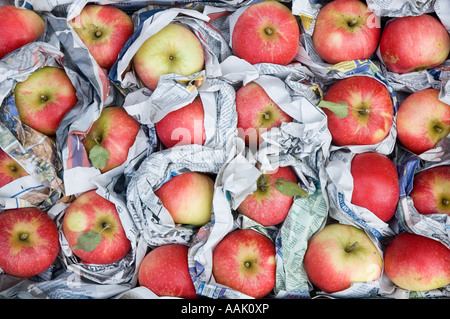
left=73, top=231, right=102, bottom=252
left=275, top=178, right=308, bottom=198
left=318, top=100, right=349, bottom=119
left=89, top=144, right=110, bottom=170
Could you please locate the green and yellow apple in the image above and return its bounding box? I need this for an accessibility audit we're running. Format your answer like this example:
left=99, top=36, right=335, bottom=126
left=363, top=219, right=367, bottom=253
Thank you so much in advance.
left=133, top=23, right=204, bottom=91
left=154, top=172, right=214, bottom=226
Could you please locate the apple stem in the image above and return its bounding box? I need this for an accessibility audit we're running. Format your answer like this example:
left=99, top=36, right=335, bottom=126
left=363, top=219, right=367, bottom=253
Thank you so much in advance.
left=257, top=174, right=269, bottom=193
left=245, top=261, right=251, bottom=268
left=345, top=241, right=359, bottom=253
left=265, top=27, right=273, bottom=36
left=40, top=94, right=48, bottom=103
left=347, top=19, right=358, bottom=27
left=95, top=30, right=102, bottom=38
left=100, top=223, right=111, bottom=234
left=19, top=233, right=28, bottom=241
left=443, top=198, right=449, bottom=206
left=434, top=125, right=443, bottom=133
left=358, top=108, right=369, bottom=115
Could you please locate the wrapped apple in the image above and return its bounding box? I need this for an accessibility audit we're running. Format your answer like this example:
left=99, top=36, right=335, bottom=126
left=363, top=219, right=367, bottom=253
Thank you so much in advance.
left=293, top=0, right=381, bottom=68
left=110, top=7, right=231, bottom=92
left=126, top=143, right=227, bottom=247
left=384, top=232, right=450, bottom=296
left=127, top=76, right=237, bottom=152
left=304, top=223, right=385, bottom=296
left=69, top=4, right=134, bottom=72
left=229, top=0, right=301, bottom=66
left=395, top=149, right=450, bottom=251
left=325, top=149, right=398, bottom=244
left=0, top=36, right=81, bottom=210
left=366, top=0, right=450, bottom=100
left=0, top=5, right=45, bottom=60
left=311, top=0, right=381, bottom=65
left=319, top=70, right=398, bottom=154
left=396, top=88, right=450, bottom=156
left=379, top=14, right=449, bottom=75
left=0, top=148, right=48, bottom=209
left=138, top=244, right=198, bottom=299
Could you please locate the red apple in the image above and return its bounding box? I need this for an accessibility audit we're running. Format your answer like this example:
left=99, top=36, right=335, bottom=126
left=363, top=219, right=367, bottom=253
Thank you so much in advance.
left=133, top=23, right=204, bottom=91
left=323, top=76, right=393, bottom=146
left=312, top=0, right=381, bottom=64
left=0, top=5, right=45, bottom=60
left=236, top=81, right=293, bottom=147
left=154, top=172, right=214, bottom=226
left=138, top=244, right=197, bottom=299
left=396, top=88, right=450, bottom=154
left=62, top=190, right=131, bottom=264
left=350, top=152, right=400, bottom=222
left=409, top=165, right=450, bottom=216
left=70, top=4, right=134, bottom=70
left=380, top=14, right=450, bottom=74
left=83, top=106, right=140, bottom=173
left=303, top=223, right=383, bottom=293
left=384, top=232, right=450, bottom=291
left=212, top=228, right=276, bottom=298
left=231, top=0, right=300, bottom=65
left=237, top=166, right=298, bottom=226
left=155, top=96, right=205, bottom=148
left=0, top=149, right=29, bottom=188
left=14, top=66, right=79, bottom=136
left=0, top=208, right=60, bottom=278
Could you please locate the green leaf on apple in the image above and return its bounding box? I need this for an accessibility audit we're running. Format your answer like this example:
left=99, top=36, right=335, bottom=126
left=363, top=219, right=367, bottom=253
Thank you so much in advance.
left=275, top=178, right=308, bottom=198
left=73, top=231, right=102, bottom=252
left=318, top=100, right=349, bottom=119
left=89, top=144, right=110, bottom=170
